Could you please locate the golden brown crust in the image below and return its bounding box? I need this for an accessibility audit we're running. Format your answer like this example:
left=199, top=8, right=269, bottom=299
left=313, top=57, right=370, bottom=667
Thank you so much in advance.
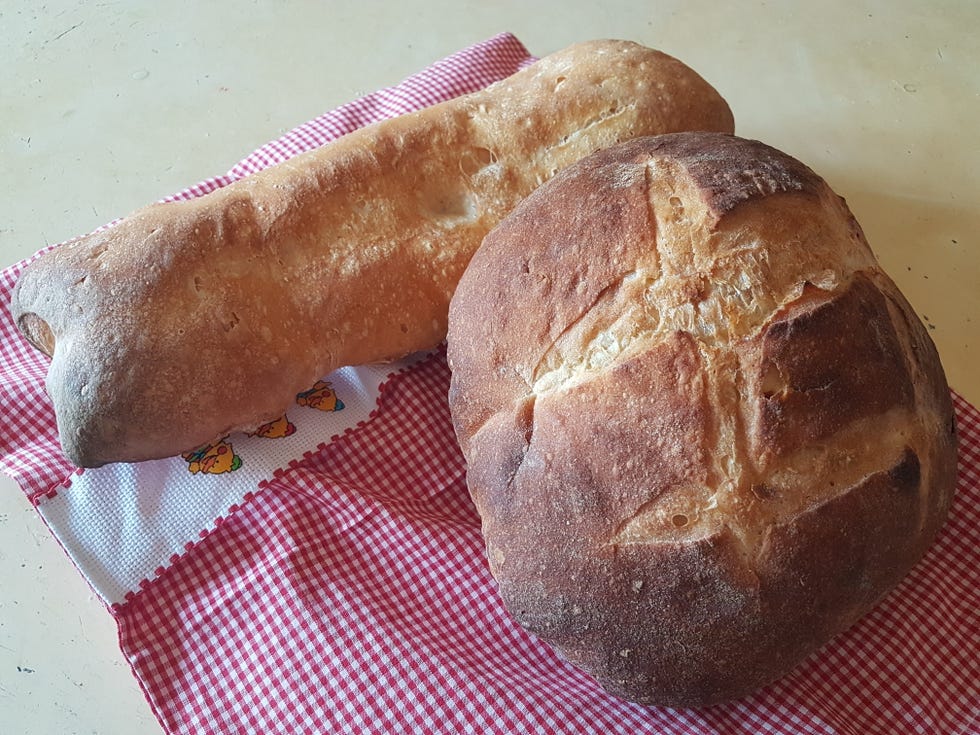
left=446, top=132, right=957, bottom=706
left=9, top=40, right=734, bottom=466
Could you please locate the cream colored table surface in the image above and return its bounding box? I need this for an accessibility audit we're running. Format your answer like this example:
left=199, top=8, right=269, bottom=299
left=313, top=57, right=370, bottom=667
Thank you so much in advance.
left=2, top=2, right=977, bottom=733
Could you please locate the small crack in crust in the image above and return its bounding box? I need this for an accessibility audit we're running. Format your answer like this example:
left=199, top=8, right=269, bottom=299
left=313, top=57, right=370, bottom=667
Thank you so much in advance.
left=446, top=132, right=957, bottom=707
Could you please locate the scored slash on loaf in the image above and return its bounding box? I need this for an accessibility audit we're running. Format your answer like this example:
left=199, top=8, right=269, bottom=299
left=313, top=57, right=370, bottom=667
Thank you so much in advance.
left=10, top=39, right=733, bottom=467
left=446, top=132, right=957, bottom=707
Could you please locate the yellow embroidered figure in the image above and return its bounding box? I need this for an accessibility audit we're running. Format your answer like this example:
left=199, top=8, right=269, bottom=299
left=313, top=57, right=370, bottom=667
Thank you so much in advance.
left=181, top=439, right=243, bottom=475
left=296, top=381, right=345, bottom=412
left=247, top=415, right=297, bottom=439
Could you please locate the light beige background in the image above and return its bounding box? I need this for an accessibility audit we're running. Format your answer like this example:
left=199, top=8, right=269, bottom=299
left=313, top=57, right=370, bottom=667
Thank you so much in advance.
left=2, top=2, right=977, bottom=732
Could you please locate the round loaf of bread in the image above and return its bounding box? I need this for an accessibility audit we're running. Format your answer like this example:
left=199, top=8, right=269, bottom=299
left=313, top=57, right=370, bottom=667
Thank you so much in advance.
left=446, top=132, right=958, bottom=707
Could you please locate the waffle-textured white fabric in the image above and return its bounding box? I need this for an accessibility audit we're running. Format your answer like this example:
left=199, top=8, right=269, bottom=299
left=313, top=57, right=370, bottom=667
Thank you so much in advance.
left=0, top=33, right=977, bottom=735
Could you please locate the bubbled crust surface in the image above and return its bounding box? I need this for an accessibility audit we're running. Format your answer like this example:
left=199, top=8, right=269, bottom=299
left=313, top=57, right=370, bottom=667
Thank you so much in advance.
left=10, top=40, right=734, bottom=467
left=446, top=133, right=957, bottom=707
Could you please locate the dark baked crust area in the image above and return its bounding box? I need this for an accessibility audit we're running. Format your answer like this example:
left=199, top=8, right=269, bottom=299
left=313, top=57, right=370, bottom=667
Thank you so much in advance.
left=446, top=132, right=957, bottom=706
left=591, top=133, right=826, bottom=221
left=492, top=445, right=931, bottom=708
left=757, top=448, right=923, bottom=643
left=500, top=527, right=764, bottom=707
left=750, top=273, right=915, bottom=458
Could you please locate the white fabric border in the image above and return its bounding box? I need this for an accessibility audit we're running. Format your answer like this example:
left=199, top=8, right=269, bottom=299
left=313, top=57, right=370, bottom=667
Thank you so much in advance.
left=36, top=359, right=416, bottom=606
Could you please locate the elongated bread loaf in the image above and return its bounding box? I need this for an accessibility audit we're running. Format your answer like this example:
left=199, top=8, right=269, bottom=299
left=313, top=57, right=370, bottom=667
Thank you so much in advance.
left=447, top=133, right=957, bottom=706
left=10, top=40, right=733, bottom=467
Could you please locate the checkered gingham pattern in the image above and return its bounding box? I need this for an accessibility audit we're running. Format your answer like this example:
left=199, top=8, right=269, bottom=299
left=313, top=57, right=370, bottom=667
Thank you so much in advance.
left=1, top=33, right=978, bottom=735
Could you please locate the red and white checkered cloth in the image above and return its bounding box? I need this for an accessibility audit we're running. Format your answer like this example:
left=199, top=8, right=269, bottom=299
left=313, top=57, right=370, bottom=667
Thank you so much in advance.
left=1, top=33, right=978, bottom=735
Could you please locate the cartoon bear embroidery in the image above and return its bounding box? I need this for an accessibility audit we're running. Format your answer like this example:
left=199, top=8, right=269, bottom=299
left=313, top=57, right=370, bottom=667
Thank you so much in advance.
left=179, top=383, right=344, bottom=475
left=247, top=415, right=297, bottom=439
left=296, top=380, right=345, bottom=412
left=182, top=439, right=243, bottom=475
